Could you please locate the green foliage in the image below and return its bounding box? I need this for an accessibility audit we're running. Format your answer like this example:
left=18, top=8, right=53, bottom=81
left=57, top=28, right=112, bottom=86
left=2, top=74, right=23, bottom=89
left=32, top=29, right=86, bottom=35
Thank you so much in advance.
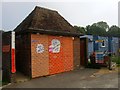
left=74, top=26, right=86, bottom=34
left=74, top=21, right=119, bottom=37
left=86, top=22, right=107, bottom=36
left=111, top=56, right=120, bottom=66
left=86, top=21, right=109, bottom=36
left=97, top=21, right=109, bottom=30
left=107, top=25, right=120, bottom=37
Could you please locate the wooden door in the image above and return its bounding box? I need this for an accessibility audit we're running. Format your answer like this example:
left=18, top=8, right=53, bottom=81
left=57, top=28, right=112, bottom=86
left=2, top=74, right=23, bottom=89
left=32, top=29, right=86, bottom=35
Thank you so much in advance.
left=80, top=38, right=88, bottom=66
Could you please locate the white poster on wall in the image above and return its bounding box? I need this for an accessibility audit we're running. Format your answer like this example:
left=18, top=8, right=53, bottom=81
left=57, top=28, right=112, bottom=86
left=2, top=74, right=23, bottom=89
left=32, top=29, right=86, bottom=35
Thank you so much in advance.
left=52, top=39, right=61, bottom=53
left=49, top=39, right=61, bottom=53
left=36, top=44, right=44, bottom=53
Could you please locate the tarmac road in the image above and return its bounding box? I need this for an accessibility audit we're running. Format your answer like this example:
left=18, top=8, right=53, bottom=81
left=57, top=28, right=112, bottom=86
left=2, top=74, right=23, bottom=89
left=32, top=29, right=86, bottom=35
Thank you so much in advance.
left=2, top=68, right=119, bottom=88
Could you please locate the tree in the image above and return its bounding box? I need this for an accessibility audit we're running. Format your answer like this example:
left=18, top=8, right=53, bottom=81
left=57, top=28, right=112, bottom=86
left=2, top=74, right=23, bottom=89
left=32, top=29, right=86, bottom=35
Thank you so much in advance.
left=107, top=25, right=120, bottom=37
left=97, top=21, right=109, bottom=31
left=74, top=26, right=86, bottom=34
left=86, top=21, right=109, bottom=36
left=86, top=25, right=91, bottom=34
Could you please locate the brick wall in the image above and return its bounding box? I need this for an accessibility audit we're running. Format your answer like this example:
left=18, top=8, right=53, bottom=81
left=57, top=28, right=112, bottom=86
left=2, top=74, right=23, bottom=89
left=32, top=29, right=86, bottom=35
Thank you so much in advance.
left=31, top=34, right=49, bottom=78
left=48, top=36, right=64, bottom=75
left=62, top=36, right=73, bottom=71
left=16, top=33, right=78, bottom=78
left=31, top=34, right=74, bottom=78
left=73, top=37, right=80, bottom=69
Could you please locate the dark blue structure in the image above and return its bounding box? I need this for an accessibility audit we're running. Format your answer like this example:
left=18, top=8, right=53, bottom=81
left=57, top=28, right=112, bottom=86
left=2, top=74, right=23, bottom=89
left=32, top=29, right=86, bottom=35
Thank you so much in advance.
left=80, top=35, right=119, bottom=64
left=108, top=37, right=119, bottom=55
left=93, top=36, right=109, bottom=63
left=93, top=36, right=108, bottom=52
left=108, top=37, right=112, bottom=53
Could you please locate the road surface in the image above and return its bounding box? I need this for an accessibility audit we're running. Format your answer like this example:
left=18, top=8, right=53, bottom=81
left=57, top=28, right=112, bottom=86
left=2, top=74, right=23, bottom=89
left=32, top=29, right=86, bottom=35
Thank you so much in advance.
left=2, top=68, right=119, bottom=88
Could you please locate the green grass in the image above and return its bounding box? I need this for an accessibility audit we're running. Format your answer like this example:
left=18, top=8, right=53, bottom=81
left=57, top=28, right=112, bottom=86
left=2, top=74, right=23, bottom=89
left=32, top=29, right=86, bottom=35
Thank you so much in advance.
left=111, top=56, right=120, bottom=66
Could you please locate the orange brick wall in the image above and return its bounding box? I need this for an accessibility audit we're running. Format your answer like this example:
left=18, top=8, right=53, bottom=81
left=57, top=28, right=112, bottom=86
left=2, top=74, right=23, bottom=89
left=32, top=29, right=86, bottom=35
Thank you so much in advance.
left=31, top=34, right=75, bottom=78
left=48, top=36, right=64, bottom=75
left=31, top=34, right=49, bottom=78
left=62, top=37, right=73, bottom=71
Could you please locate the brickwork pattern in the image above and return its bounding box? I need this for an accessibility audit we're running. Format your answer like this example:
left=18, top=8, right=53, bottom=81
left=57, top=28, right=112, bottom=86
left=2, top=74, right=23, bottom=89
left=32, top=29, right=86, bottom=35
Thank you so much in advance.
left=48, top=36, right=64, bottom=75
left=73, top=37, right=80, bottom=69
left=31, top=34, right=75, bottom=78
left=31, top=34, right=49, bottom=78
left=62, top=37, right=73, bottom=71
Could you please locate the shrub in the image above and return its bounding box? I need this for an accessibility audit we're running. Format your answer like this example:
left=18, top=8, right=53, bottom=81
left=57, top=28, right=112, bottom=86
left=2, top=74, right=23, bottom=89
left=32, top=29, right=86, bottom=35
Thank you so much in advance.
left=111, top=56, right=120, bottom=66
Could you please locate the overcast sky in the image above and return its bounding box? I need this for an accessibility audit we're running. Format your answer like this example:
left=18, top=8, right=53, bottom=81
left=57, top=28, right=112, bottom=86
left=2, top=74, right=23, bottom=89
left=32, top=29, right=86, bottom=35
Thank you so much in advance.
left=0, top=0, right=119, bottom=31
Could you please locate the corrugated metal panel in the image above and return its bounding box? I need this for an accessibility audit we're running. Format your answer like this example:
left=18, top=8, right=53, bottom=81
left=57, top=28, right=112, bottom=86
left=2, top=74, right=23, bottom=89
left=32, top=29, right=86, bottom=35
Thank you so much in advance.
left=62, top=37, right=73, bottom=71
left=98, top=36, right=108, bottom=52
left=31, top=34, right=49, bottom=78
left=93, top=36, right=99, bottom=51
left=95, top=52, right=104, bottom=64
left=93, top=36, right=108, bottom=52
left=48, top=36, right=64, bottom=75
left=108, top=37, right=113, bottom=53
left=112, top=37, right=119, bottom=55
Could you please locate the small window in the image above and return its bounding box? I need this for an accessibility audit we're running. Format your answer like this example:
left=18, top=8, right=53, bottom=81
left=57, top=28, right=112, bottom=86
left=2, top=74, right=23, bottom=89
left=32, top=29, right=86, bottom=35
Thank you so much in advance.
left=101, top=40, right=105, bottom=47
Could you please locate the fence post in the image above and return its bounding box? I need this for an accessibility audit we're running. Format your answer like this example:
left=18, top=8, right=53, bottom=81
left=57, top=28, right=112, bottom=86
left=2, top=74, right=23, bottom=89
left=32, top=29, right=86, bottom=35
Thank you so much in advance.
left=108, top=53, right=112, bottom=70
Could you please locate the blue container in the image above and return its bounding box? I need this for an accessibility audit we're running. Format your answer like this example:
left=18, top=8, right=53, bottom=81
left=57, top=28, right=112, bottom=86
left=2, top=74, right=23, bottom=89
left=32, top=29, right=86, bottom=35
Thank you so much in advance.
left=93, top=36, right=109, bottom=64
left=93, top=36, right=108, bottom=52
left=95, top=52, right=104, bottom=63
left=113, top=37, right=119, bottom=55
left=93, top=36, right=99, bottom=51
left=108, top=37, right=119, bottom=55
left=108, top=37, right=113, bottom=53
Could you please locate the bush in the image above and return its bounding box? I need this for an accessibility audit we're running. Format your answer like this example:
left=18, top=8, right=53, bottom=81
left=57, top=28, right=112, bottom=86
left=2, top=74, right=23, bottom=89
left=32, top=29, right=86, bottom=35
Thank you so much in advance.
left=111, top=56, right=120, bottom=66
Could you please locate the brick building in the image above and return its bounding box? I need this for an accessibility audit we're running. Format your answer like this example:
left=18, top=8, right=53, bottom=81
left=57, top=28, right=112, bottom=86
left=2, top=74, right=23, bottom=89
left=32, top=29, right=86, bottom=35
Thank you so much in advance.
left=14, top=6, right=81, bottom=78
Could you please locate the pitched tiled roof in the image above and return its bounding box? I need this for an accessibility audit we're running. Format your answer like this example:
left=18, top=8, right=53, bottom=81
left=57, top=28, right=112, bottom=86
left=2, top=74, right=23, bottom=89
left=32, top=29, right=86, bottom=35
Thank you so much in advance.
left=14, top=6, right=82, bottom=36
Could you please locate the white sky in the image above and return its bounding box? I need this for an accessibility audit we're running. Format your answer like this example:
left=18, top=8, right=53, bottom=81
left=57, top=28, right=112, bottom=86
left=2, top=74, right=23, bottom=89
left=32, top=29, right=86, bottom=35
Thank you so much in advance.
left=0, top=0, right=119, bottom=31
